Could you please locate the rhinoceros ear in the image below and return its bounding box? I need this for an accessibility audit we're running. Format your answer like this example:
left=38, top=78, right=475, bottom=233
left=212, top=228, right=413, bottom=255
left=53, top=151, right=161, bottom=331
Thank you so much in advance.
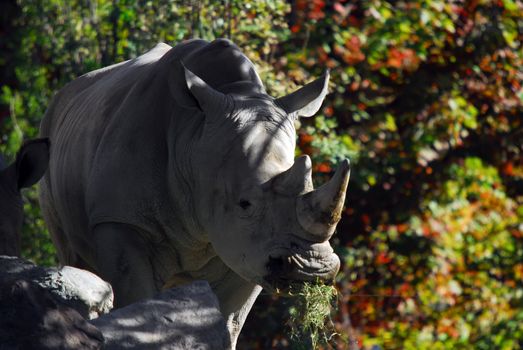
left=182, top=65, right=230, bottom=116
left=275, top=70, right=329, bottom=118
left=15, top=138, right=50, bottom=189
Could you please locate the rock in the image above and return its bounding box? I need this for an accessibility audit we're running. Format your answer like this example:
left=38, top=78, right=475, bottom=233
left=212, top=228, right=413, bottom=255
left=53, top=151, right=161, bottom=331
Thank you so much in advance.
left=0, top=256, right=113, bottom=319
left=0, top=255, right=48, bottom=281
left=0, top=279, right=104, bottom=349
left=91, top=280, right=230, bottom=349
left=0, top=258, right=227, bottom=349
left=43, top=266, right=114, bottom=319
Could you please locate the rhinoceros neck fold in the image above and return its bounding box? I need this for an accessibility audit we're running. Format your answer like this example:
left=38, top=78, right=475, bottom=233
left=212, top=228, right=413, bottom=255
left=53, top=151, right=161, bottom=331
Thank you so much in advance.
left=166, top=111, right=209, bottom=245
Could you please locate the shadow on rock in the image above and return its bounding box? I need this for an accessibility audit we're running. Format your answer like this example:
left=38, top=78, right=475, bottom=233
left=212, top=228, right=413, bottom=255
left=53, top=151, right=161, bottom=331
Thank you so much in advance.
left=91, top=280, right=230, bottom=349
left=0, top=279, right=104, bottom=349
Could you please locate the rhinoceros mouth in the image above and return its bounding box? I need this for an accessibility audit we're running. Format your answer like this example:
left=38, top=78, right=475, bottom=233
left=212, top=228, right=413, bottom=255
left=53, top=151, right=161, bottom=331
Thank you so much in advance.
left=263, top=238, right=340, bottom=292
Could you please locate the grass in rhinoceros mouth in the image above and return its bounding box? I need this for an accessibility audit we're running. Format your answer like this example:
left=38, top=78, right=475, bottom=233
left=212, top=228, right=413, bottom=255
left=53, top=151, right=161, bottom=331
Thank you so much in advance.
left=280, top=281, right=339, bottom=349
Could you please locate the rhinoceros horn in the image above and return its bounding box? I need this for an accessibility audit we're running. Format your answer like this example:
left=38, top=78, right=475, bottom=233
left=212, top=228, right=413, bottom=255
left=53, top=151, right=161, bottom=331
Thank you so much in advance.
left=296, top=159, right=350, bottom=242
left=273, top=155, right=314, bottom=195
left=275, top=70, right=329, bottom=117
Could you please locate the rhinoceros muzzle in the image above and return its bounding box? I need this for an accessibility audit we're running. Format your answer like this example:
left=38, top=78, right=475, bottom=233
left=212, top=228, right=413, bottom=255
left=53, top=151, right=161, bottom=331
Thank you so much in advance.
left=265, top=238, right=340, bottom=291
left=264, top=157, right=350, bottom=291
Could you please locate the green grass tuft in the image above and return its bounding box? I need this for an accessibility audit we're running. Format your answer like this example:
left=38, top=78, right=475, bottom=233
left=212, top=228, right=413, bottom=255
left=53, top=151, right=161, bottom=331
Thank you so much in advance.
left=286, top=281, right=338, bottom=349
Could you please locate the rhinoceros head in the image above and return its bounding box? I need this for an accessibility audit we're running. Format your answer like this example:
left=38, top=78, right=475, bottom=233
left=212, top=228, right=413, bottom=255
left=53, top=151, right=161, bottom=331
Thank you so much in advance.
left=0, top=139, right=49, bottom=256
left=182, top=67, right=349, bottom=292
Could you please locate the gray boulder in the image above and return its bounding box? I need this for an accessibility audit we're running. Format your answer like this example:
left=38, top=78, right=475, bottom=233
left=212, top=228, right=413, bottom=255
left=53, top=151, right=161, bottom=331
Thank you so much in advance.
left=0, top=256, right=113, bottom=319
left=91, top=280, right=230, bottom=349
left=0, top=279, right=104, bottom=349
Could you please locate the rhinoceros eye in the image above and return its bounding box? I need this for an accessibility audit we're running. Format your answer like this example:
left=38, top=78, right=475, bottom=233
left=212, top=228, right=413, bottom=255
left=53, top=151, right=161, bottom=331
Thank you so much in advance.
left=238, top=199, right=252, bottom=210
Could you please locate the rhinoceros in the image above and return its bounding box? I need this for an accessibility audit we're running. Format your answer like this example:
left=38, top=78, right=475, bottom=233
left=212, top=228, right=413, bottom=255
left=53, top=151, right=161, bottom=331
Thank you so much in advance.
left=39, top=38, right=350, bottom=347
left=0, top=139, right=49, bottom=256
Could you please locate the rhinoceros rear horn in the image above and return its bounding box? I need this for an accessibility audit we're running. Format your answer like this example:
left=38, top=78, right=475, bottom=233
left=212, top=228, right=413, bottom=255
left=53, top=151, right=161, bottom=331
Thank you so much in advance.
left=181, top=64, right=230, bottom=116
left=275, top=70, right=329, bottom=118
left=273, top=155, right=314, bottom=195
left=296, top=159, right=350, bottom=241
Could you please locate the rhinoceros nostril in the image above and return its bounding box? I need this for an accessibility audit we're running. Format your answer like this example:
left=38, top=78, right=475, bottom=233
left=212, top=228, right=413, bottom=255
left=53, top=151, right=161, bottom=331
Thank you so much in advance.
left=267, top=256, right=285, bottom=273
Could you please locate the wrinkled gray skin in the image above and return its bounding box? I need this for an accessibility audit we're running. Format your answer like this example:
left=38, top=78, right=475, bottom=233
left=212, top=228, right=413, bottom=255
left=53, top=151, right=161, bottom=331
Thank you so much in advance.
left=39, top=39, right=350, bottom=348
left=0, top=139, right=49, bottom=256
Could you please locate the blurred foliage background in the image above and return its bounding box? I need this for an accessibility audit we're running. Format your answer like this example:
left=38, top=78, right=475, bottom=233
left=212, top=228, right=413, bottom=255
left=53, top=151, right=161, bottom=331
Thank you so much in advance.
left=0, top=0, right=522, bottom=349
